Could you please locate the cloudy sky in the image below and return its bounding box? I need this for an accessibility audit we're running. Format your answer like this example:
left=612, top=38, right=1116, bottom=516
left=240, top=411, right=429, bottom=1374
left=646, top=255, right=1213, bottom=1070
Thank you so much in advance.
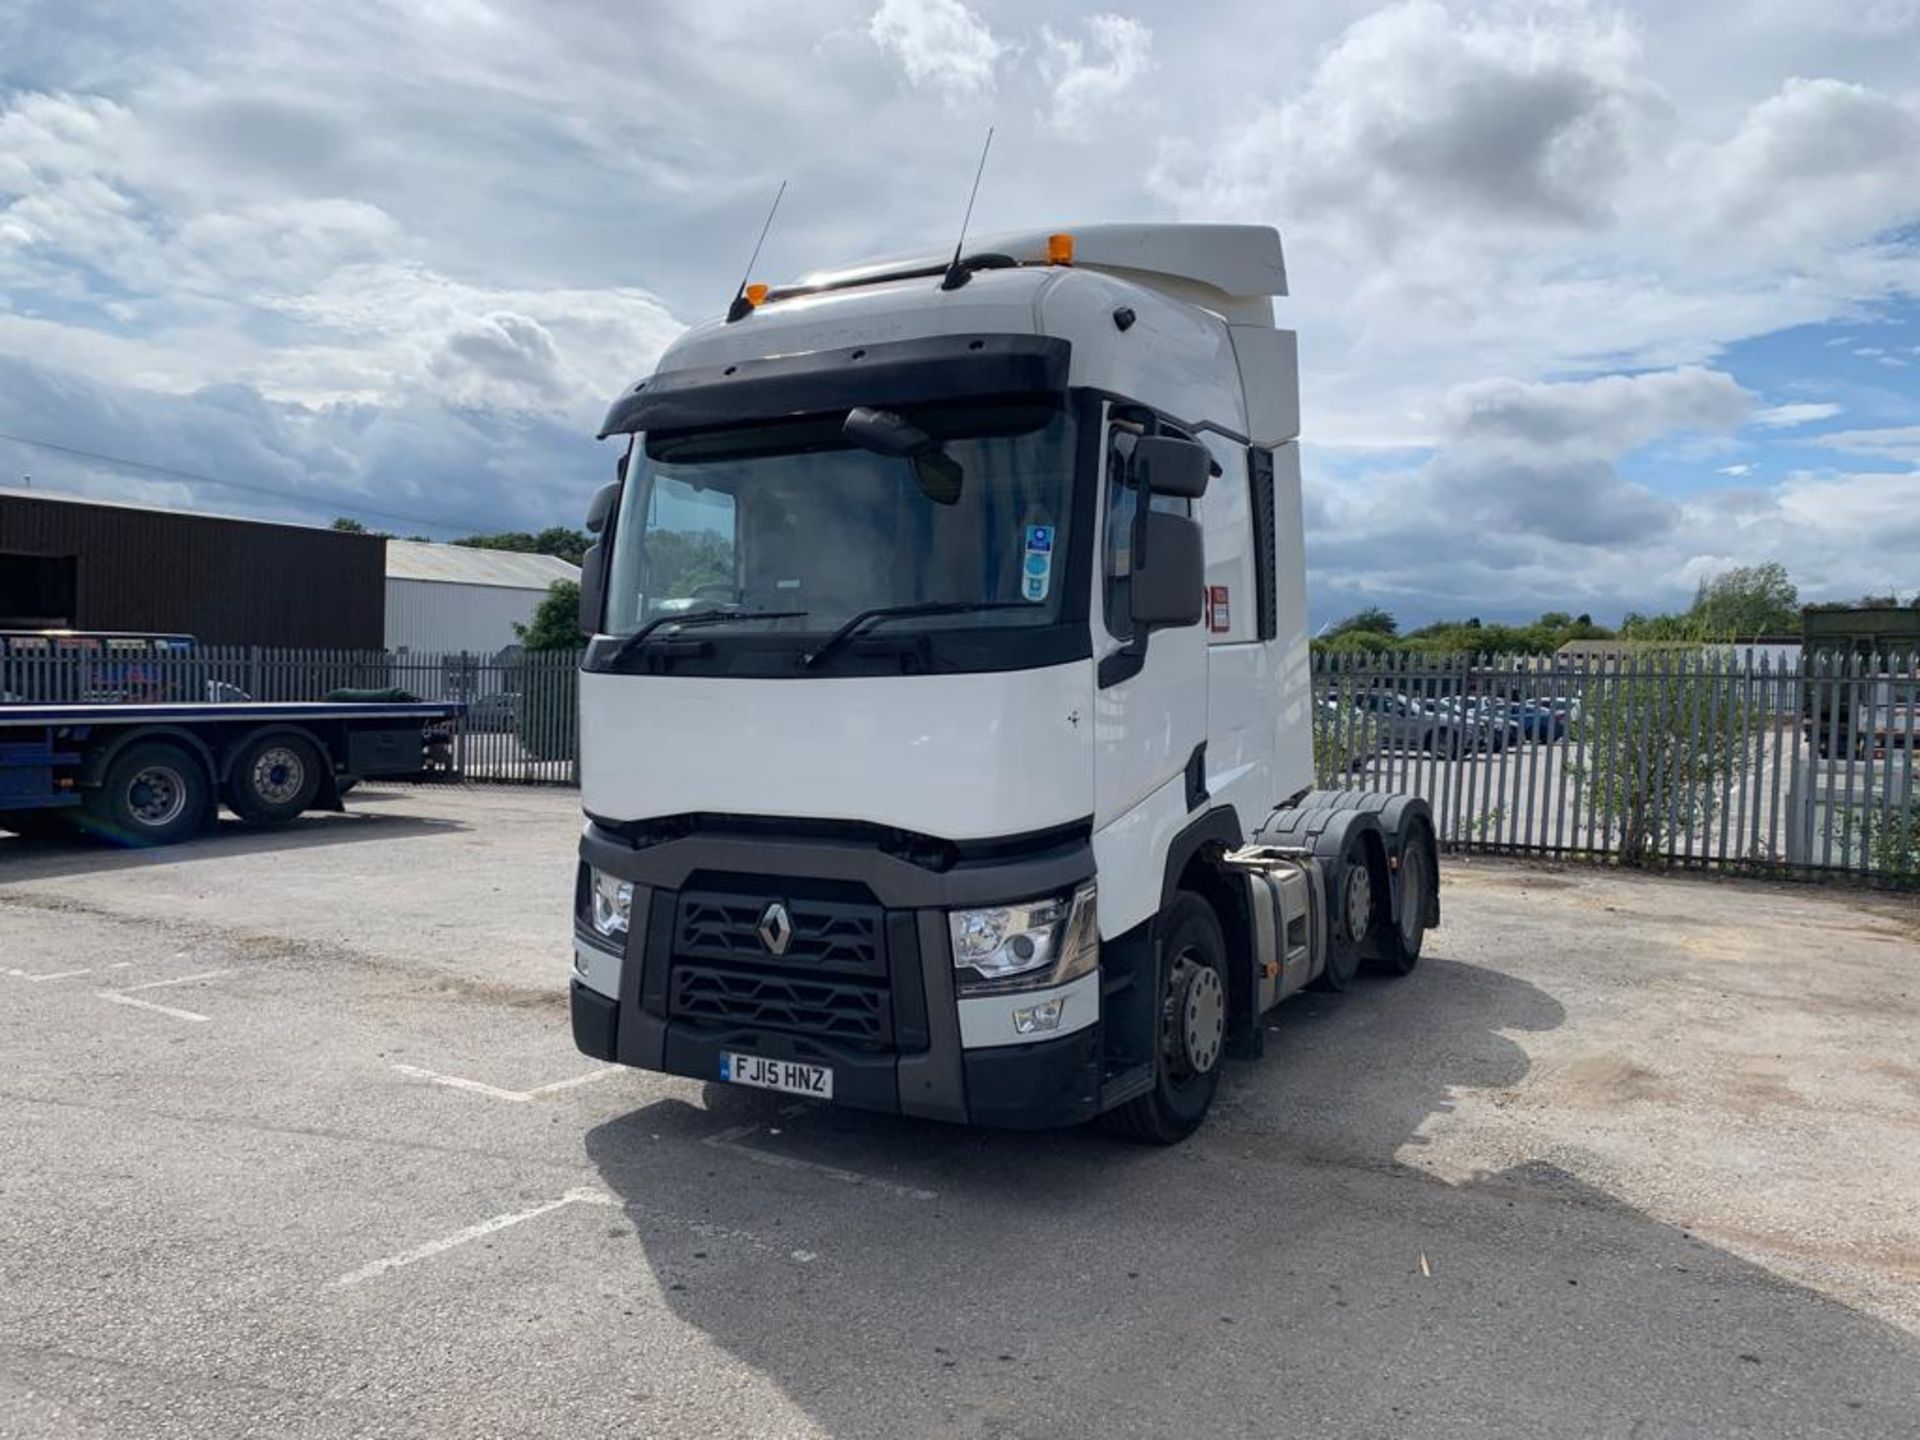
left=2, top=0, right=1917, bottom=624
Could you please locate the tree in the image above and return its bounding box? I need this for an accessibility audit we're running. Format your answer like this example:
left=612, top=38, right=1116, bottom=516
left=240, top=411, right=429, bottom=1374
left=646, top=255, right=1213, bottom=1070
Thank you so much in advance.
left=1858, top=593, right=1900, bottom=608
left=1687, top=562, right=1798, bottom=638
left=1325, top=605, right=1398, bottom=639
left=1576, top=661, right=1758, bottom=865
left=331, top=517, right=369, bottom=533
left=453, top=527, right=591, bottom=566
left=514, top=580, right=583, bottom=652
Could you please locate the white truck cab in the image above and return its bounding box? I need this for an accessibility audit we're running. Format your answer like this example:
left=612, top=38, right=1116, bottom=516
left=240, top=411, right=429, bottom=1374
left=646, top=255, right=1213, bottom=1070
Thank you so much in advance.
left=570, top=224, right=1437, bottom=1141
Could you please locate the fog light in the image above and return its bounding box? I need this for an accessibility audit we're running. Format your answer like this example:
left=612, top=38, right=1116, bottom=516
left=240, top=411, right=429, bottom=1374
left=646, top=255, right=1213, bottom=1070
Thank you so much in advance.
left=1011, top=997, right=1066, bottom=1035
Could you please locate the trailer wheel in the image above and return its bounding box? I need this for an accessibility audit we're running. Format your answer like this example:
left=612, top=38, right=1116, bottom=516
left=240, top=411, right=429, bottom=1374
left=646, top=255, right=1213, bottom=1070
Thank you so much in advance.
left=82, top=741, right=212, bottom=847
left=1373, top=824, right=1433, bottom=977
left=228, top=733, right=323, bottom=827
left=1101, top=892, right=1229, bottom=1145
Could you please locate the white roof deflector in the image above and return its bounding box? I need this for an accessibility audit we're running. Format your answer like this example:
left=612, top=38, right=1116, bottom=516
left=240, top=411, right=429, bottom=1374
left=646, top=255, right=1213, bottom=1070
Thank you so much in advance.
left=783, top=224, right=1287, bottom=304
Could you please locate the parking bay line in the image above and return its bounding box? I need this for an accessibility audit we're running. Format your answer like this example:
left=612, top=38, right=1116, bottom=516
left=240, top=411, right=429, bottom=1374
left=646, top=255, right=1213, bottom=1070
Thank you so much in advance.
left=119, top=968, right=234, bottom=993
left=701, top=1122, right=937, bottom=1203
left=95, top=992, right=211, bottom=1024
left=329, top=1185, right=822, bottom=1289
left=391, top=1062, right=622, bottom=1104
left=89, top=969, right=234, bottom=1025
left=6, top=967, right=93, bottom=983
left=330, top=1188, right=616, bottom=1287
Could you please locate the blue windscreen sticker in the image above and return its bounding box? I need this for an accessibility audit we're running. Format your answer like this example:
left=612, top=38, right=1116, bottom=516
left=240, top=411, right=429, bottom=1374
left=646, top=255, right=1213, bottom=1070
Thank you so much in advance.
left=1022, top=524, right=1054, bottom=601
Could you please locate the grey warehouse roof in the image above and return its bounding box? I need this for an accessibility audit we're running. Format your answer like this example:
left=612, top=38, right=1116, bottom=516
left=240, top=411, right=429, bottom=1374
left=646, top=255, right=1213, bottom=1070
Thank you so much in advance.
left=385, top=539, right=580, bottom=589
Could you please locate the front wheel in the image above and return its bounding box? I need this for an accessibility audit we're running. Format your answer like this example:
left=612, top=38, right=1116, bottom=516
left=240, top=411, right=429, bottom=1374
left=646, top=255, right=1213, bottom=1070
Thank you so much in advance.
left=81, top=741, right=212, bottom=847
left=1102, top=892, right=1230, bottom=1145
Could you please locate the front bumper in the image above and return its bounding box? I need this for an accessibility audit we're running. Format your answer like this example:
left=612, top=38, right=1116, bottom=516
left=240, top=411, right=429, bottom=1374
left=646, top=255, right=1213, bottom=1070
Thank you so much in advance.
left=572, top=979, right=1102, bottom=1129
left=571, top=818, right=1102, bottom=1129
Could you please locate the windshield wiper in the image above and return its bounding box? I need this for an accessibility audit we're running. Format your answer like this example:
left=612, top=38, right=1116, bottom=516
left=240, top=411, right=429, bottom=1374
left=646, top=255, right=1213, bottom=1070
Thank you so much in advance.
left=606, top=608, right=808, bottom=668
left=801, top=601, right=1033, bottom=670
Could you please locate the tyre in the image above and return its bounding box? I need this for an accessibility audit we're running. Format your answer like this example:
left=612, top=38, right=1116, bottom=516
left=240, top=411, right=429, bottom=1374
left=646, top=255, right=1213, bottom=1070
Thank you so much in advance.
left=1315, top=828, right=1378, bottom=992
left=1102, top=892, right=1230, bottom=1145
left=80, top=741, right=212, bottom=847
left=1373, top=822, right=1434, bottom=977
left=227, top=733, right=324, bottom=827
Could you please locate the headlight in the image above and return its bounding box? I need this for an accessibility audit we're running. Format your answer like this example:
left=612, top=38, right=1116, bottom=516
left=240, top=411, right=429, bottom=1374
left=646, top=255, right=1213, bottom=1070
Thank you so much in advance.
left=950, top=883, right=1098, bottom=993
left=586, top=865, right=633, bottom=941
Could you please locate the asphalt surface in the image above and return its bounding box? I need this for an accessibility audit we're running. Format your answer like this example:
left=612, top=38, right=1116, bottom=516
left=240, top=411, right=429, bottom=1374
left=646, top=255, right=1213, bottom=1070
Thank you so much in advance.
left=2, top=787, right=1917, bottom=1439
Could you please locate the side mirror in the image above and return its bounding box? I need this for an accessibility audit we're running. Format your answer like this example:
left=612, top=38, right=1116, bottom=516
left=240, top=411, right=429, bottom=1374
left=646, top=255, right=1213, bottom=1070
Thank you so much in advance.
left=585, top=478, right=621, bottom=536
left=579, top=477, right=622, bottom=634
left=1129, top=512, right=1204, bottom=629
left=1129, top=435, right=1211, bottom=499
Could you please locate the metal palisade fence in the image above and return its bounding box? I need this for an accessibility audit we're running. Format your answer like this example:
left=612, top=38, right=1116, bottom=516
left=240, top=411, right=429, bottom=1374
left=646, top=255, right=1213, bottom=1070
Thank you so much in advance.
left=0, top=641, right=585, bottom=785
left=5, top=639, right=1916, bottom=885
left=1313, top=650, right=1919, bottom=886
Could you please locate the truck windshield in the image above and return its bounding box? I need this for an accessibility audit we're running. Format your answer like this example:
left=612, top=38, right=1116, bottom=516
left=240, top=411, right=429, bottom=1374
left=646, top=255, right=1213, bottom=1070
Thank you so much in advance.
left=603, top=402, right=1076, bottom=649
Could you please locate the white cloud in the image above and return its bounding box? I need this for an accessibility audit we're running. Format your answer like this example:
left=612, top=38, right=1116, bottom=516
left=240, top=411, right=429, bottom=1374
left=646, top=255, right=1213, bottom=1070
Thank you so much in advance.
left=1038, top=15, right=1154, bottom=136
left=1447, top=367, right=1751, bottom=456
left=1718, top=463, right=1756, bottom=476
left=1753, top=402, right=1844, bottom=427
left=3, top=0, right=1919, bottom=617
left=1678, top=77, right=1920, bottom=255
left=1819, top=425, right=1920, bottom=463
left=868, top=0, right=1005, bottom=102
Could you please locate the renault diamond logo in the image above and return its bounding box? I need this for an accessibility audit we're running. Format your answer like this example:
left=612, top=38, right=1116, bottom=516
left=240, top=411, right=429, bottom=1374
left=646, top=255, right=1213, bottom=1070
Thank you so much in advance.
left=757, top=901, right=794, bottom=957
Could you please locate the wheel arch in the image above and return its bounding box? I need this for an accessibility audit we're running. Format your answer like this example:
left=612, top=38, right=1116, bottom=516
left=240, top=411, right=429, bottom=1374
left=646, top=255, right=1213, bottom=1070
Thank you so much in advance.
left=213, top=723, right=335, bottom=787
left=1158, top=805, right=1257, bottom=1060
left=76, top=725, right=217, bottom=792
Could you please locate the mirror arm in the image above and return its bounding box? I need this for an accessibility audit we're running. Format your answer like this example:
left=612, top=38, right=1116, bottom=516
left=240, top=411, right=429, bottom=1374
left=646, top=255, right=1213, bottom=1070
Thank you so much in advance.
left=1098, top=636, right=1148, bottom=690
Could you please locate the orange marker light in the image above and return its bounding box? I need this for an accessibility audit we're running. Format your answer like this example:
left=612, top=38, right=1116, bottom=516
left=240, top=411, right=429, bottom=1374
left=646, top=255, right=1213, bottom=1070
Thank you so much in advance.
left=1047, top=233, right=1074, bottom=265
left=745, top=283, right=770, bottom=306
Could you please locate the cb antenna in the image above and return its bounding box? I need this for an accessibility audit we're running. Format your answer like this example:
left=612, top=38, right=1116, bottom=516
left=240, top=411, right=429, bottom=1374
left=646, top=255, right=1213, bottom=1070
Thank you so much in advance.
left=725, top=179, right=787, bottom=323
left=940, top=128, right=994, bottom=291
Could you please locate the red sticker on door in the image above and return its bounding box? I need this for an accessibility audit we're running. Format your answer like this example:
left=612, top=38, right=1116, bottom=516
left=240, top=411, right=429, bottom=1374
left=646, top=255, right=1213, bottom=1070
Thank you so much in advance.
left=1208, top=585, right=1231, bottom=634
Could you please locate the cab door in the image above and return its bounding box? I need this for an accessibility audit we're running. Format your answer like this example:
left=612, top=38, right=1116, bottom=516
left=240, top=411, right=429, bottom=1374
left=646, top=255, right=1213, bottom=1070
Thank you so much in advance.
left=1091, top=409, right=1209, bottom=832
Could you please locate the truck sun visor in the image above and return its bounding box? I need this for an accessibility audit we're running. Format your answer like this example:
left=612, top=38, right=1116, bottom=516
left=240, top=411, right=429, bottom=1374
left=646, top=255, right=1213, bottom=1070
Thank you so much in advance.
left=596, top=334, right=1072, bottom=439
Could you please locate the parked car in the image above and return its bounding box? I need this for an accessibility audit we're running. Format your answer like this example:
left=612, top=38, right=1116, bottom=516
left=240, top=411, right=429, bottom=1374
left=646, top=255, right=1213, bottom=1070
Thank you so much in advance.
left=1349, top=691, right=1504, bottom=755
left=465, top=691, right=521, bottom=733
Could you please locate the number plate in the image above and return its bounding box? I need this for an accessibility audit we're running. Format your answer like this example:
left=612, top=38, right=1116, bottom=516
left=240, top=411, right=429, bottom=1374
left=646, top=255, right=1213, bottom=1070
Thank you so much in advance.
left=719, top=1052, right=834, bottom=1099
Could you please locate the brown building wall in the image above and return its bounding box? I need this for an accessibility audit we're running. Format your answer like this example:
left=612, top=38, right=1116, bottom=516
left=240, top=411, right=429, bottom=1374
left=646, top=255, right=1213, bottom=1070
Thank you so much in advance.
left=0, top=495, right=384, bottom=648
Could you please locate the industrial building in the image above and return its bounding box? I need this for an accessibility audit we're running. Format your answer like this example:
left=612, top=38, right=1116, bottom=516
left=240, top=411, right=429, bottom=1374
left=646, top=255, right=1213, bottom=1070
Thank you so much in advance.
left=384, top=541, right=579, bottom=656
left=0, top=487, right=384, bottom=648
left=2, top=488, right=579, bottom=656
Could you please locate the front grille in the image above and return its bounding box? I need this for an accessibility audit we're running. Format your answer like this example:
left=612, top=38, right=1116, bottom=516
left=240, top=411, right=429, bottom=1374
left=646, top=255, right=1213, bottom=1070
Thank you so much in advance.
left=667, top=887, right=892, bottom=1045
left=670, top=964, right=890, bottom=1044
left=676, top=893, right=886, bottom=979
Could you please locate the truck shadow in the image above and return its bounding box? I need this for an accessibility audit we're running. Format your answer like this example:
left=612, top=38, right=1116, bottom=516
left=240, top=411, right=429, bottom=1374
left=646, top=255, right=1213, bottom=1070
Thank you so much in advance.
left=0, top=810, right=468, bottom=880
left=583, top=954, right=1920, bottom=1438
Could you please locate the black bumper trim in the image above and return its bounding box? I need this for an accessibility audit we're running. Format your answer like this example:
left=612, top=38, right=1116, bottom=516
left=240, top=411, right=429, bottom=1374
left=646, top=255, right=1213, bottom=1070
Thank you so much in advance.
left=572, top=983, right=619, bottom=1061
left=961, top=1026, right=1103, bottom=1130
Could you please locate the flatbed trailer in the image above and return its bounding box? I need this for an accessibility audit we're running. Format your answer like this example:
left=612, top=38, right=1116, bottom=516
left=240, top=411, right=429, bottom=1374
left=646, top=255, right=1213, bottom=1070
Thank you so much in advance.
left=1, top=700, right=461, bottom=846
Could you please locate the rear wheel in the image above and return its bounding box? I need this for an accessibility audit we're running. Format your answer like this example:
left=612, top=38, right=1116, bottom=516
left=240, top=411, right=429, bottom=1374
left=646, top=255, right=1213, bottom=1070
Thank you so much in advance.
left=81, top=741, right=211, bottom=847
left=1316, top=830, right=1378, bottom=991
left=227, top=733, right=323, bottom=827
left=1102, top=892, right=1229, bottom=1145
left=1373, top=825, right=1434, bottom=977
